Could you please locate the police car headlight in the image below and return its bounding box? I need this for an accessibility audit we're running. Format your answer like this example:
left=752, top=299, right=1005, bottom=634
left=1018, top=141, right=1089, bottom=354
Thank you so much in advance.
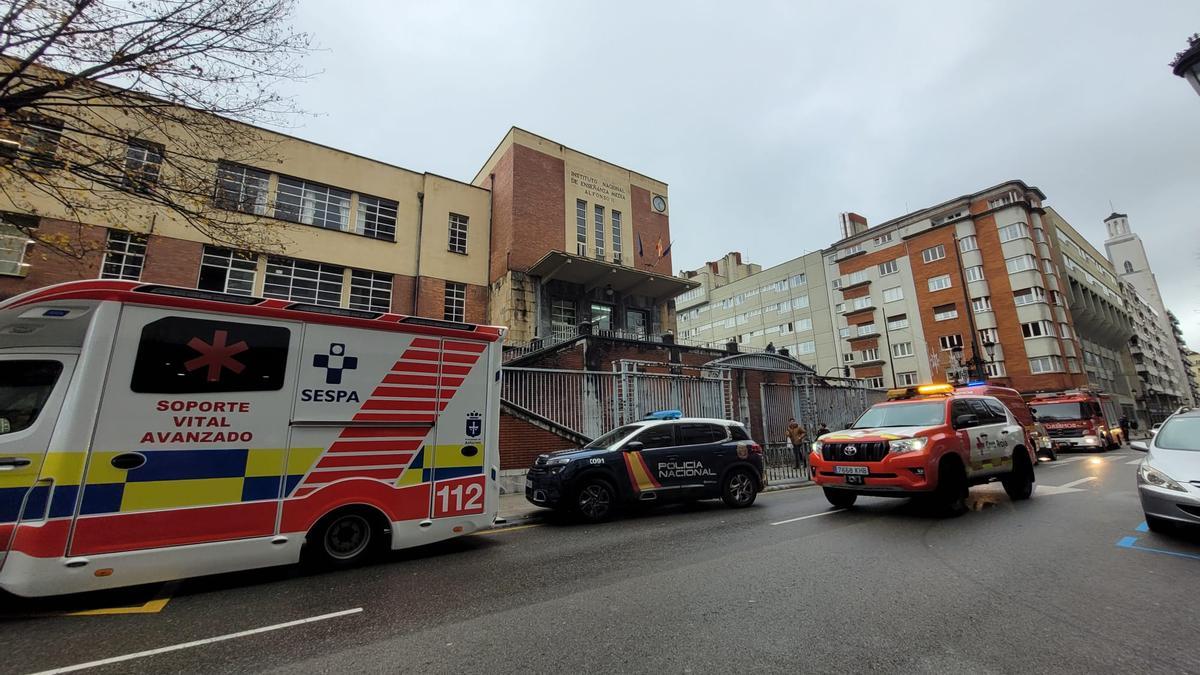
left=544, top=456, right=571, bottom=467
left=1138, top=463, right=1185, bottom=492
left=811, top=440, right=823, bottom=453
left=888, top=437, right=928, bottom=454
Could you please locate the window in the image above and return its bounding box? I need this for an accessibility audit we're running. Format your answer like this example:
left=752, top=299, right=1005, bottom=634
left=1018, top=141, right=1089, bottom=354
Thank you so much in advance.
left=1005, top=254, right=1037, bottom=274
left=795, top=340, right=816, bottom=355
left=1123, top=260, right=1133, bottom=273
left=795, top=317, right=812, bottom=332
left=978, top=328, right=998, bottom=344
left=611, top=210, right=622, bottom=263
left=197, top=246, right=257, bottom=296
left=0, top=225, right=32, bottom=277
left=840, top=243, right=864, bottom=258
left=897, top=371, right=918, bottom=386
left=214, top=162, right=269, bottom=215
left=933, top=304, right=958, bottom=321
left=843, top=352, right=855, bottom=362
left=1059, top=323, right=1072, bottom=339
left=861, top=348, right=879, bottom=361
left=1021, top=320, right=1055, bottom=338
left=593, top=204, right=605, bottom=259
left=274, top=177, right=351, bottom=231
left=922, top=245, right=946, bottom=263
left=1033, top=227, right=1046, bottom=243
left=1049, top=290, right=1062, bottom=306
left=357, top=195, right=398, bottom=241
left=985, top=361, right=1006, bottom=377
left=131, top=316, right=288, bottom=394
left=1067, top=357, right=1080, bottom=373
left=263, top=256, right=344, bottom=307
left=892, top=342, right=914, bottom=358
left=839, top=327, right=851, bottom=339
left=851, top=296, right=872, bottom=311
left=835, top=302, right=846, bottom=313
left=781, top=322, right=793, bottom=335
left=939, top=334, right=963, bottom=350
left=864, top=377, right=885, bottom=389
left=447, top=213, right=469, bottom=254
left=972, top=296, right=992, bottom=313
left=887, top=314, right=909, bottom=330
left=1013, top=286, right=1047, bottom=306
left=792, top=295, right=809, bottom=310
left=790, top=273, right=806, bottom=288
left=873, top=232, right=893, bottom=245
left=0, top=360, right=64, bottom=434
left=443, top=282, right=466, bottom=322
left=122, top=139, right=163, bottom=193
left=846, top=270, right=869, bottom=286
left=964, top=265, right=985, bottom=283
left=878, top=260, right=899, bottom=276
left=575, top=200, right=587, bottom=255
left=9, top=115, right=64, bottom=166
left=1028, top=355, right=1064, bottom=374
left=635, top=425, right=674, bottom=449
left=882, top=286, right=904, bottom=303
left=100, top=230, right=147, bottom=280
left=678, top=423, right=725, bottom=445
left=928, top=275, right=952, bottom=292
left=997, top=222, right=1030, bottom=242
left=958, top=235, right=979, bottom=252
left=348, top=270, right=392, bottom=313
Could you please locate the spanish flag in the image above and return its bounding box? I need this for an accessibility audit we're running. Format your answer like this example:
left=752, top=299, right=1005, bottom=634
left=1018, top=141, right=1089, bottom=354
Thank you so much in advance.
left=655, top=236, right=664, bottom=258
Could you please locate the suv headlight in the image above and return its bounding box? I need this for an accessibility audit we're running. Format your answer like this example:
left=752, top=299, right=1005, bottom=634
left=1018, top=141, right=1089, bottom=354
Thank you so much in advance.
left=1138, top=463, right=1185, bottom=492
left=888, top=437, right=928, bottom=454
left=544, top=456, right=571, bottom=467
left=811, top=440, right=824, bottom=453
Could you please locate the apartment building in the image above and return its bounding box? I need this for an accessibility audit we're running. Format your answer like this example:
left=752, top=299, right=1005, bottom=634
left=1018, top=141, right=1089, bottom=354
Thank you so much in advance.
left=826, top=181, right=1089, bottom=393
left=674, top=251, right=840, bottom=375
left=1043, top=207, right=1139, bottom=419
left=1104, top=213, right=1194, bottom=418
left=1168, top=312, right=1198, bottom=408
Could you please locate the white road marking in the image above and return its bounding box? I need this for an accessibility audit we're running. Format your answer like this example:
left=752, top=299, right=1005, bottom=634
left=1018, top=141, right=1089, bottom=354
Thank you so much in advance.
left=1040, top=456, right=1087, bottom=468
left=31, top=608, right=363, bottom=674
left=771, top=509, right=843, bottom=526
left=1057, top=476, right=1098, bottom=489
left=1126, top=458, right=1144, bottom=465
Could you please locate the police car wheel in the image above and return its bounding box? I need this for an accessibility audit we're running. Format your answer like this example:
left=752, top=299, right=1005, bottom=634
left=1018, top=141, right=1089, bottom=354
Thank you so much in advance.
left=722, top=469, right=757, bottom=508
left=575, top=479, right=616, bottom=522
left=934, top=460, right=968, bottom=517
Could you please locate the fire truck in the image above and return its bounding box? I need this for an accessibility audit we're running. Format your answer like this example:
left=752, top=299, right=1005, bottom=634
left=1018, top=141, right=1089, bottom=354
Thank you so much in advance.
left=0, top=280, right=504, bottom=597
left=1026, top=389, right=1124, bottom=451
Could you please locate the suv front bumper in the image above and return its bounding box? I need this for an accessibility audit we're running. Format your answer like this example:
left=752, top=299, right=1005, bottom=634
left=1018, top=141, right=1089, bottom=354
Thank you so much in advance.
left=525, top=468, right=568, bottom=508
left=810, top=452, right=937, bottom=494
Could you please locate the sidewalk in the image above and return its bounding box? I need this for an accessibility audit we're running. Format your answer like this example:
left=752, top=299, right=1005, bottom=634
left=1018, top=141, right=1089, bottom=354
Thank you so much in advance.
left=492, top=477, right=813, bottom=529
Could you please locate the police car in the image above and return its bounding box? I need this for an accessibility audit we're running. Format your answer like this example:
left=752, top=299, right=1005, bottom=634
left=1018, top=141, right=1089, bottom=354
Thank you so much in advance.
left=809, top=384, right=1037, bottom=515
left=525, top=412, right=765, bottom=522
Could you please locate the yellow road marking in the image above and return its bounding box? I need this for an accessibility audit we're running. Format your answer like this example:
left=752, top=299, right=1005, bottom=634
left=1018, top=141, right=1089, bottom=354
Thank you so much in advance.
left=471, top=523, right=543, bottom=536
left=67, top=596, right=171, bottom=616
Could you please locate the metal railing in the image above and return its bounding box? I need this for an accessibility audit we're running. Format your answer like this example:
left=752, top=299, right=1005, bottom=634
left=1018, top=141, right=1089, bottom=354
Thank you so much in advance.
left=759, top=378, right=887, bottom=445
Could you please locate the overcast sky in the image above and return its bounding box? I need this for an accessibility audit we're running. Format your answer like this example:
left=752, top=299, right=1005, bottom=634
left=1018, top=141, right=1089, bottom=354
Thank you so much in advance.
left=279, top=1, right=1200, bottom=347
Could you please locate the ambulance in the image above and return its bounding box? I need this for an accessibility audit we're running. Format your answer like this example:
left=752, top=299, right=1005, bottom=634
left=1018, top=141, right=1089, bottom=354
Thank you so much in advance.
left=0, top=280, right=504, bottom=597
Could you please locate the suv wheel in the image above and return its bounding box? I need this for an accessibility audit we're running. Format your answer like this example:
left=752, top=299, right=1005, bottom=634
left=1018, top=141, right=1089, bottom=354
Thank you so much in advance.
left=575, top=478, right=616, bottom=523
left=823, top=488, right=857, bottom=508
left=933, top=459, right=968, bottom=517
left=721, top=468, right=758, bottom=508
left=1002, top=451, right=1034, bottom=501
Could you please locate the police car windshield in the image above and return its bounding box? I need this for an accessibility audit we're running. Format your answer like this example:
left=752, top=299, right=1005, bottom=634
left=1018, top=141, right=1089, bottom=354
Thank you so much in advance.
left=852, top=401, right=944, bottom=428
left=584, top=424, right=641, bottom=449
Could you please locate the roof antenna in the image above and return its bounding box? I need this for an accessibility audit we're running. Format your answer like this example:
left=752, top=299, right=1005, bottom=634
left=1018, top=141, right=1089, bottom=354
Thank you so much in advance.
left=1109, top=199, right=1115, bottom=213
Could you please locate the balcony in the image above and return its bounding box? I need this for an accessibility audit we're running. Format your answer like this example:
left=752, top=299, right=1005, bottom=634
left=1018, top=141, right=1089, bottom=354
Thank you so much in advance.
left=841, top=302, right=876, bottom=317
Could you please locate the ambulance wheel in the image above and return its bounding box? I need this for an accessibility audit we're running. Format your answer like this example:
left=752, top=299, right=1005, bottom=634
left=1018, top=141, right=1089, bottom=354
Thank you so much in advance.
left=933, top=458, right=968, bottom=517
left=823, top=488, right=857, bottom=508
left=574, top=478, right=617, bottom=523
left=1002, top=451, right=1034, bottom=501
left=306, top=507, right=386, bottom=569
left=722, top=468, right=758, bottom=508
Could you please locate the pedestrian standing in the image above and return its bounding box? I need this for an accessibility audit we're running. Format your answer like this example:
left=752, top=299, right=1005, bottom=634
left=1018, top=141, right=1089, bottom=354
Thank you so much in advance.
left=1119, top=414, right=1130, bottom=443
left=786, top=418, right=808, bottom=470
left=817, top=421, right=830, bottom=437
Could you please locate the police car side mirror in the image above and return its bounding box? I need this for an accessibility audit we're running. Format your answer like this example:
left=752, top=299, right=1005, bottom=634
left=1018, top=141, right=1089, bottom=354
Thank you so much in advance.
left=623, top=441, right=644, bottom=453
left=954, top=414, right=977, bottom=429
left=1130, top=441, right=1148, bottom=452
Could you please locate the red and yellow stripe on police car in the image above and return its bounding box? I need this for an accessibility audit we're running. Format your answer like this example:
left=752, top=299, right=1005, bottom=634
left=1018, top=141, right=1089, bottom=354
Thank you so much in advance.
left=622, top=451, right=661, bottom=493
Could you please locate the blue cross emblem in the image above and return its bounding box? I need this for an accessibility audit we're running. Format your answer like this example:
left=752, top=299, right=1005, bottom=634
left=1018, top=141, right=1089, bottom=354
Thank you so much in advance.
left=466, top=411, right=482, bottom=438
left=313, top=343, right=358, bottom=384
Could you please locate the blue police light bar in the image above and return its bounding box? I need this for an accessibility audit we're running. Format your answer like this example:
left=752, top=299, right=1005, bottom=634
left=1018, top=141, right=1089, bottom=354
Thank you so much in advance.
left=966, top=380, right=988, bottom=387
left=644, top=410, right=683, bottom=420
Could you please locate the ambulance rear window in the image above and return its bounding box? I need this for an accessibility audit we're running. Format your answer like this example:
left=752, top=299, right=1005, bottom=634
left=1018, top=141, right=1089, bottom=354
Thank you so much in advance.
left=0, top=360, right=63, bottom=435
left=130, top=316, right=289, bottom=393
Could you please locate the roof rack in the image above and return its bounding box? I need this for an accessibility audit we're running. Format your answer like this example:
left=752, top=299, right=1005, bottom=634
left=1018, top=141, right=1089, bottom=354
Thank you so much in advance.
left=399, top=316, right=475, bottom=332
left=136, top=284, right=263, bottom=305
left=285, top=303, right=382, bottom=320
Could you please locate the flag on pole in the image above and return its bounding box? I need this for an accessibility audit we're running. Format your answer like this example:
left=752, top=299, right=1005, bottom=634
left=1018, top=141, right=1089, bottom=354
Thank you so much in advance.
left=637, top=233, right=644, bottom=258
left=655, top=236, right=664, bottom=258
left=661, top=241, right=672, bottom=257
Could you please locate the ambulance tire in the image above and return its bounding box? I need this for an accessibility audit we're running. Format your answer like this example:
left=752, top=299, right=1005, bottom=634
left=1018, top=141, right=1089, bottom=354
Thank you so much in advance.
left=305, top=506, right=387, bottom=570
left=1002, top=450, right=1034, bottom=501
left=823, top=488, right=857, bottom=508
left=933, top=458, right=968, bottom=517
left=721, top=468, right=758, bottom=508
left=573, top=477, right=617, bottom=523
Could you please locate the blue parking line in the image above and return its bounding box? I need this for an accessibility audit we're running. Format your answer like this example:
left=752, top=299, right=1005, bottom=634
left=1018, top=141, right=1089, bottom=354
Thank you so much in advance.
left=1135, top=521, right=1149, bottom=533
left=1116, top=535, right=1200, bottom=561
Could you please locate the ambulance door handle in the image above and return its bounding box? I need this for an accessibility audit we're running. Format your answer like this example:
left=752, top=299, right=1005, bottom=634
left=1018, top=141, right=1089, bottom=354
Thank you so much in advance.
left=0, top=457, right=31, bottom=470
left=111, top=453, right=147, bottom=471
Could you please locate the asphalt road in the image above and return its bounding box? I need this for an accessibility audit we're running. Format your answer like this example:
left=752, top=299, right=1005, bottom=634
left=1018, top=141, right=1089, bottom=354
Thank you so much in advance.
left=4, top=449, right=1199, bottom=675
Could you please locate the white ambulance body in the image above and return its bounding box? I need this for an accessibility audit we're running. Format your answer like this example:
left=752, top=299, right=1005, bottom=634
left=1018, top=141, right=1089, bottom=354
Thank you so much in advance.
left=0, top=280, right=505, bottom=597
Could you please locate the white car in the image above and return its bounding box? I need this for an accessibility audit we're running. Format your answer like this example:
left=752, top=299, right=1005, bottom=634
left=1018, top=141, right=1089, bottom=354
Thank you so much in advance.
left=1131, top=409, right=1200, bottom=532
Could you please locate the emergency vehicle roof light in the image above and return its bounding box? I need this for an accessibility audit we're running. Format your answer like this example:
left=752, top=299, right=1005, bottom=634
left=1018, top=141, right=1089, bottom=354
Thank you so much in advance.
left=137, top=284, right=263, bottom=305
left=644, top=410, right=683, bottom=420
left=917, top=383, right=954, bottom=396
left=286, top=303, right=381, bottom=320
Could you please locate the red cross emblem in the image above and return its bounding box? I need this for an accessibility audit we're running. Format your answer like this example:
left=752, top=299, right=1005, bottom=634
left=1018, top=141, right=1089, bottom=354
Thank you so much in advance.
left=185, top=330, right=248, bottom=382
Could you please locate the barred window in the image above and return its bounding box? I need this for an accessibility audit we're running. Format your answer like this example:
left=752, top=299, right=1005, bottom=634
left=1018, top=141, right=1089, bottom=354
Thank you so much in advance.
left=123, top=139, right=163, bottom=193
left=594, top=204, right=605, bottom=260
left=349, top=270, right=392, bottom=313
left=444, top=282, right=466, bottom=322
left=214, top=163, right=269, bottom=215
left=198, top=246, right=258, bottom=296
left=611, top=210, right=623, bottom=263
left=274, top=176, right=351, bottom=231
left=448, top=213, right=468, bottom=254
left=100, top=230, right=147, bottom=280
left=575, top=199, right=587, bottom=256
left=263, top=256, right=344, bottom=306
left=356, top=195, right=398, bottom=241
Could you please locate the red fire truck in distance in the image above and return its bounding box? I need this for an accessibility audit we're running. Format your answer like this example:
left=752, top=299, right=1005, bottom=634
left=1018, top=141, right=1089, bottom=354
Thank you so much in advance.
left=1026, top=389, right=1124, bottom=451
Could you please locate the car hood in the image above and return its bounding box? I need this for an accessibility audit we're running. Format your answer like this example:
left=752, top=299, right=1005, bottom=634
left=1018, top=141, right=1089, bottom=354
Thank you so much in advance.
left=819, top=426, right=937, bottom=442
left=1147, top=448, right=1200, bottom=482
left=539, top=447, right=607, bottom=461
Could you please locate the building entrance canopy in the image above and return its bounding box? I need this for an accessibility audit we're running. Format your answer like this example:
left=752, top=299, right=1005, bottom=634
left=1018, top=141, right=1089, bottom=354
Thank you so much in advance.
left=527, top=250, right=698, bottom=301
